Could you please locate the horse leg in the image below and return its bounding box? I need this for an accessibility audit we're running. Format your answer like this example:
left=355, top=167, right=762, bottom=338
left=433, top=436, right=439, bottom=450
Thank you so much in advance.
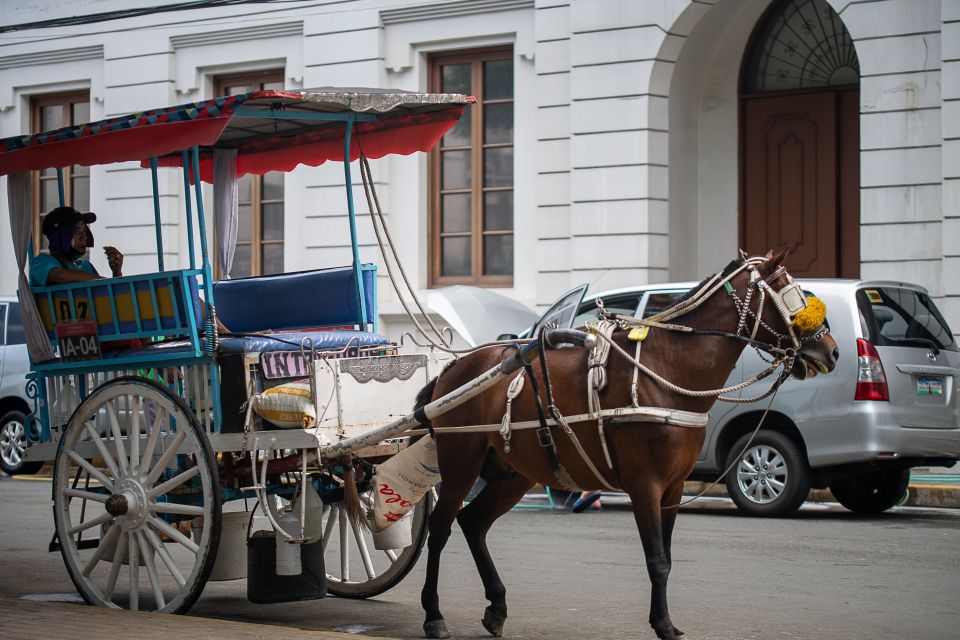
left=456, top=472, right=535, bottom=637
left=659, top=480, right=686, bottom=639
left=626, top=485, right=681, bottom=640
left=421, top=448, right=486, bottom=639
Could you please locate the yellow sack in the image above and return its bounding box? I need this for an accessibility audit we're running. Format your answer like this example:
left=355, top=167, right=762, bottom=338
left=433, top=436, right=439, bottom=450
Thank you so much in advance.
left=251, top=380, right=316, bottom=429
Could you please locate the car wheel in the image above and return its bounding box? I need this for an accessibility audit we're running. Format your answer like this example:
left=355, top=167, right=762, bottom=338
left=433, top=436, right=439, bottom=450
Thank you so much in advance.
left=829, top=469, right=910, bottom=514
left=0, top=410, right=43, bottom=476
left=724, top=430, right=810, bottom=517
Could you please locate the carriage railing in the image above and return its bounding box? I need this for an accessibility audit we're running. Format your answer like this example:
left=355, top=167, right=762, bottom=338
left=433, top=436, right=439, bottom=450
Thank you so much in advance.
left=31, top=269, right=206, bottom=368
left=26, top=363, right=216, bottom=450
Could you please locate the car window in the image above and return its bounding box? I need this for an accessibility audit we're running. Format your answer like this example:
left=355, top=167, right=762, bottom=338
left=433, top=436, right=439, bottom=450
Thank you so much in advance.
left=7, top=302, right=25, bottom=346
left=857, top=287, right=957, bottom=352
left=531, top=284, right=588, bottom=334
left=641, top=292, right=686, bottom=318
left=572, top=294, right=641, bottom=328
left=0, top=303, right=6, bottom=345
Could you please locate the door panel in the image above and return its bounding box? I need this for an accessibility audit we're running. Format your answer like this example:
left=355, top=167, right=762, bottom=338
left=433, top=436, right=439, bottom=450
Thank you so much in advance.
left=743, top=92, right=838, bottom=277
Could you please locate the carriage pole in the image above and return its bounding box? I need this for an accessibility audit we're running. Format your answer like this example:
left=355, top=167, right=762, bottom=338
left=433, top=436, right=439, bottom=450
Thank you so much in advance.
left=314, top=328, right=596, bottom=461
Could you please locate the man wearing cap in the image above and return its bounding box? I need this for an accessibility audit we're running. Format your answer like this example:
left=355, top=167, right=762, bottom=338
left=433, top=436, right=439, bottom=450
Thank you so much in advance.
left=29, top=206, right=123, bottom=286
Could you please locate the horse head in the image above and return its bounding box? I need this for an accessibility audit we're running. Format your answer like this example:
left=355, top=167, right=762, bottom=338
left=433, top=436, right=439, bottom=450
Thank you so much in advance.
left=731, top=249, right=839, bottom=380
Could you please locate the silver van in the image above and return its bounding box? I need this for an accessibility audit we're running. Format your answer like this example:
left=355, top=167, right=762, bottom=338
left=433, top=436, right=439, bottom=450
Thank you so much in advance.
left=0, top=296, right=41, bottom=476
left=529, top=279, right=960, bottom=516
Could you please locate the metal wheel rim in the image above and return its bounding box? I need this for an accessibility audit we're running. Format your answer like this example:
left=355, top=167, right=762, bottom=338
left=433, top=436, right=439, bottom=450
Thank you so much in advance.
left=735, top=444, right=789, bottom=505
left=53, top=378, right=219, bottom=613
left=1, top=418, right=26, bottom=467
left=322, top=487, right=430, bottom=597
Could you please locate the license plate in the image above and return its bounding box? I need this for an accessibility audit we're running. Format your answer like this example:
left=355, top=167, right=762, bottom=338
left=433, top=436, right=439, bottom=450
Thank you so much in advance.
left=55, top=320, right=101, bottom=361
left=916, top=375, right=943, bottom=397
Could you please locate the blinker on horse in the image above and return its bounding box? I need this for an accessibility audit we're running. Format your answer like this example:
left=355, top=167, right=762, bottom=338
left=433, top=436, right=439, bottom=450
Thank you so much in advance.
left=414, top=250, right=839, bottom=640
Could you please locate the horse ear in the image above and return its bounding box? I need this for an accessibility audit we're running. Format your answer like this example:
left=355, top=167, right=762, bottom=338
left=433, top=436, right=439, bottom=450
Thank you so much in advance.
left=769, top=247, right=789, bottom=267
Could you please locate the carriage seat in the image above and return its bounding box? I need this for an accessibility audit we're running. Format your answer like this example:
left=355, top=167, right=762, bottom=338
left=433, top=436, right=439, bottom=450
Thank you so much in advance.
left=213, top=264, right=378, bottom=334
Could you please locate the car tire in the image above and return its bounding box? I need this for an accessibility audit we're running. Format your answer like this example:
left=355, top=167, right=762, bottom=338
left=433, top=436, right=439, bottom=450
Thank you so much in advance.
left=724, top=430, right=810, bottom=517
left=829, top=469, right=910, bottom=514
left=0, top=410, right=43, bottom=476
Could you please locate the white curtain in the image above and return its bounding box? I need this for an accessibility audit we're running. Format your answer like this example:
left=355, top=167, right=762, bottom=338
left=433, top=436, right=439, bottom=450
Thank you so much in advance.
left=6, top=172, right=56, bottom=362
left=213, top=149, right=238, bottom=279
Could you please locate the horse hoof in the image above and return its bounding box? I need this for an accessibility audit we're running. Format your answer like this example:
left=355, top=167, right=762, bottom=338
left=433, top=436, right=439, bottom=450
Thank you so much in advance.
left=673, top=627, right=685, bottom=638
left=481, top=605, right=506, bottom=637
left=424, top=620, right=451, bottom=639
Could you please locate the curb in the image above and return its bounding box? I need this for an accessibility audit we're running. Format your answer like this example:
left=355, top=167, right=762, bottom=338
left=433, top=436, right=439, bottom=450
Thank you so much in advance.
left=682, top=480, right=960, bottom=509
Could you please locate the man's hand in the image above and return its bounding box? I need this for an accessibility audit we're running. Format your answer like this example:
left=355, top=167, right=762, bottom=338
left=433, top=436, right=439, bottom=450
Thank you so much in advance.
left=104, top=246, right=123, bottom=277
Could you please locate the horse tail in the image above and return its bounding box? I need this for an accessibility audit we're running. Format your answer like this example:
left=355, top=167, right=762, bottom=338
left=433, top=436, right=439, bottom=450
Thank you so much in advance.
left=415, top=376, right=439, bottom=412
left=342, top=463, right=368, bottom=531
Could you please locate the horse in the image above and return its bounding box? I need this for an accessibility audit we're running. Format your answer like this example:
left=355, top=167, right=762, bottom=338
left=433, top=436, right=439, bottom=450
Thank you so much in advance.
left=413, top=250, right=840, bottom=640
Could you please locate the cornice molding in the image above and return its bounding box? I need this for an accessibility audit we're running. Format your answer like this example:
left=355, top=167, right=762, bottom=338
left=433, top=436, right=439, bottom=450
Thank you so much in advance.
left=0, top=45, right=103, bottom=71
left=381, top=0, right=534, bottom=25
left=171, top=21, right=303, bottom=49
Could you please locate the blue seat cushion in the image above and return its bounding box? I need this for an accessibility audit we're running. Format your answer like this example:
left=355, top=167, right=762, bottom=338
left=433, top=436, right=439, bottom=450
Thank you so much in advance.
left=217, top=330, right=391, bottom=355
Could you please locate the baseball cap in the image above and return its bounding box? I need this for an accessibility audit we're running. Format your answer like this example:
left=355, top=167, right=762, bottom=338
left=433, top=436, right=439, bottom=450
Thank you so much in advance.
left=41, top=206, right=97, bottom=237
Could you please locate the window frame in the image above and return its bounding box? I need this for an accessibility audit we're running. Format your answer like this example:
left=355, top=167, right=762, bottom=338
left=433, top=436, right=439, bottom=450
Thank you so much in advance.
left=429, top=46, right=514, bottom=287
left=213, top=69, right=285, bottom=278
left=31, top=91, right=91, bottom=254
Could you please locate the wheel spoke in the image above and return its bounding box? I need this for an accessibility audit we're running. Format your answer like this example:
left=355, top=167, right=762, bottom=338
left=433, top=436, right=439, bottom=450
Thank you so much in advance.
left=384, top=549, right=399, bottom=563
left=105, top=403, right=128, bottom=475
left=63, top=488, right=110, bottom=504
left=148, top=466, right=199, bottom=498
left=147, top=516, right=199, bottom=554
left=130, top=396, right=142, bottom=472
left=339, top=507, right=350, bottom=582
left=143, top=527, right=186, bottom=587
left=150, top=502, right=204, bottom=517
left=144, top=430, right=187, bottom=486
left=103, top=526, right=127, bottom=600
left=66, top=451, right=115, bottom=491
left=138, top=531, right=165, bottom=609
left=81, top=520, right=120, bottom=577
left=349, top=510, right=377, bottom=579
left=68, top=511, right=113, bottom=536
left=140, top=406, right=166, bottom=476
left=84, top=422, right=121, bottom=479
left=321, top=505, right=337, bottom=554
left=128, top=532, right=139, bottom=612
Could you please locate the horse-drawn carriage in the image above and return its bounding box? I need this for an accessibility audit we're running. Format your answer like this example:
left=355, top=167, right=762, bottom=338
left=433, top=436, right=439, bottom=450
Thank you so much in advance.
left=2, top=87, right=839, bottom=640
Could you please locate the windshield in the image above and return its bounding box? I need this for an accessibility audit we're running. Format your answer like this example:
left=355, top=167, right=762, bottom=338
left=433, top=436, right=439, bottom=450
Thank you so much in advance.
left=531, top=285, right=588, bottom=335
left=857, top=287, right=957, bottom=352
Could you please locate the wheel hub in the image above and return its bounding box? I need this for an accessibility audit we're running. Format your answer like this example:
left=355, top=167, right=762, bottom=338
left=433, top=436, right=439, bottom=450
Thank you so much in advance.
left=113, top=479, right=149, bottom=528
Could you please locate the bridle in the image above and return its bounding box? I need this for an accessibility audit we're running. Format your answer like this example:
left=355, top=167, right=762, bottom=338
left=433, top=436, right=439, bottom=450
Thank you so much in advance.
left=617, top=255, right=823, bottom=360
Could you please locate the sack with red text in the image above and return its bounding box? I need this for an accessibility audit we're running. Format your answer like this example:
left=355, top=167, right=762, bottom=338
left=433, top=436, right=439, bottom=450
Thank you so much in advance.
left=372, top=436, right=441, bottom=531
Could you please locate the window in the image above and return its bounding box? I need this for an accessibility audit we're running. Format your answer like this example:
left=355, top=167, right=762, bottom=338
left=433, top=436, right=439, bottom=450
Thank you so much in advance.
left=430, top=47, right=514, bottom=286
left=0, top=303, right=6, bottom=346
left=7, top=302, right=25, bottom=346
left=214, top=70, right=285, bottom=278
left=32, top=92, right=90, bottom=253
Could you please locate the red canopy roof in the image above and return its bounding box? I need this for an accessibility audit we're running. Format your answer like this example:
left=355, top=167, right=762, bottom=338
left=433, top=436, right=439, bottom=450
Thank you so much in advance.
left=0, top=89, right=472, bottom=180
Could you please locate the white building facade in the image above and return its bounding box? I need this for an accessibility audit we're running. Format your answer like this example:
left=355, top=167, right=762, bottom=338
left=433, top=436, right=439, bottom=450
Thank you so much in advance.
left=1, top=0, right=958, bottom=340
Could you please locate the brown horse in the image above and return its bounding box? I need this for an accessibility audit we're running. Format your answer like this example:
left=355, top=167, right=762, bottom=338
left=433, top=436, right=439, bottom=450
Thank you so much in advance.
left=415, top=251, right=839, bottom=640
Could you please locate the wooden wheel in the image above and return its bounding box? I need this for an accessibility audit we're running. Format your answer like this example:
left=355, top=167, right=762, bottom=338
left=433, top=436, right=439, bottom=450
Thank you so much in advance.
left=53, top=376, right=221, bottom=613
left=322, top=482, right=431, bottom=598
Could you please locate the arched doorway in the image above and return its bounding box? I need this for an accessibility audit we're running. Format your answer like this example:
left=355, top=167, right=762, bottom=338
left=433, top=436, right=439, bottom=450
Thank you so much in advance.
left=740, top=0, right=860, bottom=277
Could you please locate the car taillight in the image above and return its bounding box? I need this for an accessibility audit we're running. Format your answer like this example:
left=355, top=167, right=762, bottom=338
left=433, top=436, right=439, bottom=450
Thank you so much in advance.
left=855, top=338, right=889, bottom=401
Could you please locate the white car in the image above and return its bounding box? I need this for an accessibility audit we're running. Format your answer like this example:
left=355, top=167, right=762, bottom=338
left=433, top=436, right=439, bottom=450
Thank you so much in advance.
left=0, top=296, right=42, bottom=475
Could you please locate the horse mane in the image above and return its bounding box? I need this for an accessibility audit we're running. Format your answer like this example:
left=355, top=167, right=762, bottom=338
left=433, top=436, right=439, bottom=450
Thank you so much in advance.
left=676, top=256, right=744, bottom=304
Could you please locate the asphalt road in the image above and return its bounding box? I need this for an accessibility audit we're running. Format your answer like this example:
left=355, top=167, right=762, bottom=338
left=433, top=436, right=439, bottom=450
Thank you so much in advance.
left=1, top=476, right=958, bottom=640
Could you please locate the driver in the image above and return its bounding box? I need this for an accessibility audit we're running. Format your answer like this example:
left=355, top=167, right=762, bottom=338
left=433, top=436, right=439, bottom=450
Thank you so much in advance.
left=29, top=206, right=123, bottom=286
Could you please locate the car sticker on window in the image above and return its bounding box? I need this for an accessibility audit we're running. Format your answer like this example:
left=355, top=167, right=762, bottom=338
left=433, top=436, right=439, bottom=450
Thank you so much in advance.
left=865, top=289, right=883, bottom=304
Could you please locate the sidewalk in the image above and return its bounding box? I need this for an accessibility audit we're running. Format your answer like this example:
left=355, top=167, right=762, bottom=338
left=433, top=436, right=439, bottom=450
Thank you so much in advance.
left=0, top=596, right=393, bottom=640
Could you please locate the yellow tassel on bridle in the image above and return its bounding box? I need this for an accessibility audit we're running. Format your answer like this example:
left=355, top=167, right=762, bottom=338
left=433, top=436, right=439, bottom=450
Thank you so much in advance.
left=792, top=296, right=826, bottom=335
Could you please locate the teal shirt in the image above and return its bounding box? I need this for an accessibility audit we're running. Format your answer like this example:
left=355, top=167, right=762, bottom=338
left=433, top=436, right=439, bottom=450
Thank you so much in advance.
left=29, top=253, right=99, bottom=287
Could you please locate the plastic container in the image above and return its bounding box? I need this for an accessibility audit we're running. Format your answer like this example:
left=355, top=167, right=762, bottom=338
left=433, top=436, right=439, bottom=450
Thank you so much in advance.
left=369, top=509, right=413, bottom=550
left=193, top=512, right=248, bottom=581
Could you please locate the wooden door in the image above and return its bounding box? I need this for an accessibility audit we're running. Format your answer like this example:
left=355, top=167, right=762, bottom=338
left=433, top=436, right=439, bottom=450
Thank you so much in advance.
left=742, top=91, right=858, bottom=278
